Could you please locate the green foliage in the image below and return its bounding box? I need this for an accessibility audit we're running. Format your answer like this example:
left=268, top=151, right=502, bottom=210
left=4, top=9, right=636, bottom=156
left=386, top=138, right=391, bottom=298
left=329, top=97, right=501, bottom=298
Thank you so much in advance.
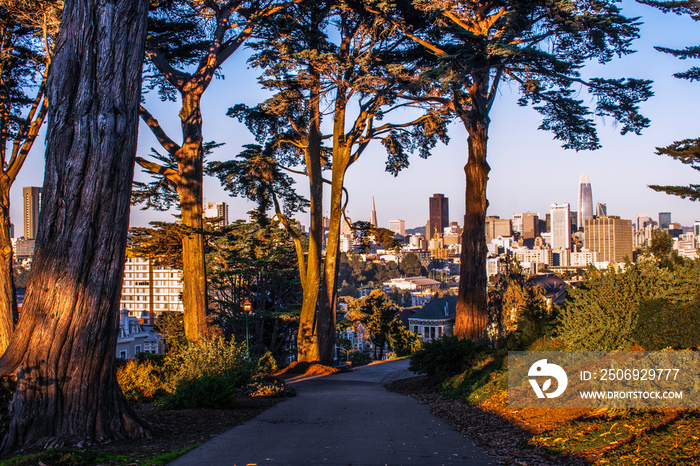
left=400, top=253, right=423, bottom=277
left=632, top=298, right=700, bottom=350
left=163, top=337, right=253, bottom=391
left=557, top=259, right=700, bottom=350
left=157, top=374, right=241, bottom=410
left=409, top=336, right=484, bottom=383
left=346, top=290, right=420, bottom=359
left=256, top=350, right=278, bottom=374
left=116, top=359, right=167, bottom=403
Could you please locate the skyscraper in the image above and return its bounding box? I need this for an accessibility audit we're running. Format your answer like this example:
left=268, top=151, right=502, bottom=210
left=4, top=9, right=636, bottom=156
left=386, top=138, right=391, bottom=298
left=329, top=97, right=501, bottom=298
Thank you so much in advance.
left=521, top=213, right=539, bottom=240
left=578, top=175, right=593, bottom=229
left=658, top=212, right=671, bottom=230
left=23, top=186, right=42, bottom=240
left=596, top=202, right=607, bottom=217
left=389, top=219, right=405, bottom=237
left=550, top=203, right=571, bottom=250
left=584, top=216, right=633, bottom=263
left=204, top=202, right=229, bottom=227
left=635, top=213, right=652, bottom=233
left=370, top=197, right=378, bottom=228
left=428, top=193, right=449, bottom=238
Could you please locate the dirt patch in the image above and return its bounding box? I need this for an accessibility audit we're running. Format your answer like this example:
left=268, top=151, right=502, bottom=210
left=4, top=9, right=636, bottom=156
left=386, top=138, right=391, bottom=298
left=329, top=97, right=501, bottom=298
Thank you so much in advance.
left=89, top=396, right=286, bottom=461
left=273, top=361, right=341, bottom=379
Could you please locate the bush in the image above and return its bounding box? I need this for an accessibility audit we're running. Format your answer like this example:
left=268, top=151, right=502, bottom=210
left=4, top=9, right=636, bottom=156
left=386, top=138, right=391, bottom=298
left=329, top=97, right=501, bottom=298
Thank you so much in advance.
left=241, top=376, right=295, bottom=398
left=157, top=374, right=241, bottom=409
left=163, top=337, right=253, bottom=391
left=632, top=298, right=700, bottom=350
left=409, top=336, right=484, bottom=383
left=256, top=350, right=278, bottom=374
left=117, top=359, right=167, bottom=403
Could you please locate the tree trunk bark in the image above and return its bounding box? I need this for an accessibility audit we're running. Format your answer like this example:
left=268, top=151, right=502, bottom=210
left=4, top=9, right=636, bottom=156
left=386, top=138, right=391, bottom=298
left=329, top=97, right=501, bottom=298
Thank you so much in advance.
left=318, top=161, right=346, bottom=365
left=296, top=84, right=323, bottom=362
left=0, top=0, right=149, bottom=451
left=176, top=91, right=208, bottom=341
left=454, top=117, right=490, bottom=340
left=0, top=180, right=17, bottom=354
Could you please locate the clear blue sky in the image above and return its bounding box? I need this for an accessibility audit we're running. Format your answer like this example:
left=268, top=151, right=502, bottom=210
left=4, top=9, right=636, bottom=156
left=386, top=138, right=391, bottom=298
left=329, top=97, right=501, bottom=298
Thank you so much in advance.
left=9, top=0, right=700, bottom=236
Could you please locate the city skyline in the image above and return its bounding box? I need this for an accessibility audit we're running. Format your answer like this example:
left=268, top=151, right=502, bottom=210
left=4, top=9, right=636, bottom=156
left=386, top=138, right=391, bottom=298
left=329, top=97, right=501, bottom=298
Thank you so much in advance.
left=6, top=0, right=700, bottom=237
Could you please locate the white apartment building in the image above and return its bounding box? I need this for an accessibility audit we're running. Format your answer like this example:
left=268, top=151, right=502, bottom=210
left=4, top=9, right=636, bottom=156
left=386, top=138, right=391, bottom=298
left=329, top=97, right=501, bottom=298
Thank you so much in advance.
left=120, top=256, right=184, bottom=323
left=389, top=219, right=406, bottom=237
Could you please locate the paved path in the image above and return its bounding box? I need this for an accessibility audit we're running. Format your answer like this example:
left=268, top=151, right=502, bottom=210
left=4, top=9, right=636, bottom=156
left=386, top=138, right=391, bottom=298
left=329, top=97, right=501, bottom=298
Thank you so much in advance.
left=170, top=359, right=493, bottom=465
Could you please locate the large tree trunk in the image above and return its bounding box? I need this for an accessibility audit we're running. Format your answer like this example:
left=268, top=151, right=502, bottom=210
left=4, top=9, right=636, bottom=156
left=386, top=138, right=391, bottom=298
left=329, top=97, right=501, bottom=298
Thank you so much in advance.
left=296, top=85, right=323, bottom=362
left=177, top=92, right=208, bottom=341
left=0, top=181, right=17, bottom=354
left=318, top=160, right=347, bottom=365
left=0, top=0, right=149, bottom=451
left=454, top=117, right=490, bottom=340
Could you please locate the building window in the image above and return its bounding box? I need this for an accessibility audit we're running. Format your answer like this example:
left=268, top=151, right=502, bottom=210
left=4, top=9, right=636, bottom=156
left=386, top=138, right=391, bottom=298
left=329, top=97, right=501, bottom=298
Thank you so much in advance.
left=430, top=327, right=435, bottom=339
left=119, top=350, right=127, bottom=359
left=413, top=325, right=419, bottom=334
left=135, top=345, right=141, bottom=355
left=424, top=327, right=429, bottom=338
left=438, top=327, right=442, bottom=338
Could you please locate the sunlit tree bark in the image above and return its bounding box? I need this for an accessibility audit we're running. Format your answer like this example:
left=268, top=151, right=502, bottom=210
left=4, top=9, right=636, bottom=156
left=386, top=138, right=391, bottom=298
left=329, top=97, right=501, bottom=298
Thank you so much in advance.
left=0, top=0, right=149, bottom=451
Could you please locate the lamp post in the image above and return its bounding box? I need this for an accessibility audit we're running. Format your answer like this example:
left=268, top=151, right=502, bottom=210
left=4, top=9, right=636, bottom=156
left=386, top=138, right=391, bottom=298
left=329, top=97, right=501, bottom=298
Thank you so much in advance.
left=243, top=299, right=252, bottom=358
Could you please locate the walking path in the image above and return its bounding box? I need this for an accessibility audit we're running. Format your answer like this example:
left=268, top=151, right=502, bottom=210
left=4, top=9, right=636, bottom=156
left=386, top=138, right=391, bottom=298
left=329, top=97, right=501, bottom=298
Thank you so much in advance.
left=169, top=359, right=493, bottom=465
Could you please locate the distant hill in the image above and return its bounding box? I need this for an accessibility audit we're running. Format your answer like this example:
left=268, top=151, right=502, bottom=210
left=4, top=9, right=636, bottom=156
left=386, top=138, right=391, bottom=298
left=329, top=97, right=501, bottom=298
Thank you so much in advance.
left=405, top=226, right=426, bottom=236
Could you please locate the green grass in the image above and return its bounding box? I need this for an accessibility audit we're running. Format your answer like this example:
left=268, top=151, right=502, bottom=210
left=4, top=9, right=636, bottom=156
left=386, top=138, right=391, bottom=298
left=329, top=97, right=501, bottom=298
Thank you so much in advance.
left=0, top=443, right=200, bottom=466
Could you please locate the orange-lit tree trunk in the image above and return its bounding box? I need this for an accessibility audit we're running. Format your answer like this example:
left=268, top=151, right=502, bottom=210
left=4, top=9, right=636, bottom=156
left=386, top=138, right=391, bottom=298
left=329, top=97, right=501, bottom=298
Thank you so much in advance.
left=0, top=181, right=17, bottom=353
left=295, top=83, right=323, bottom=362
left=454, top=113, right=490, bottom=340
left=0, top=0, right=149, bottom=451
left=0, top=9, right=51, bottom=354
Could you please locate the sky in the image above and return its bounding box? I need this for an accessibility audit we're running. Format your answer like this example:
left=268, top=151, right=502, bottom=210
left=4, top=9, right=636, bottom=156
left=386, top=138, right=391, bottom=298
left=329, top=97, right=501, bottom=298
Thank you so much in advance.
left=9, top=0, right=700, bottom=237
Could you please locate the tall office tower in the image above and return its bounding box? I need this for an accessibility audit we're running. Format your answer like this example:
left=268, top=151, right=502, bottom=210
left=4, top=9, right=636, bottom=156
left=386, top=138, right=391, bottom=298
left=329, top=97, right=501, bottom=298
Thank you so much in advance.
left=203, top=202, right=229, bottom=227
left=596, top=202, right=607, bottom=217
left=635, top=213, right=652, bottom=233
left=550, top=203, right=571, bottom=250
left=512, top=213, right=524, bottom=234
left=522, top=213, right=539, bottom=240
left=370, top=197, right=378, bottom=227
left=428, top=193, right=449, bottom=238
left=584, top=216, right=634, bottom=263
left=9, top=224, right=13, bottom=239
left=578, top=175, right=593, bottom=229
left=23, top=186, right=42, bottom=239
left=658, top=212, right=672, bottom=230
left=389, top=219, right=405, bottom=237
left=485, top=216, right=512, bottom=243
left=695, top=221, right=700, bottom=237
left=570, top=211, right=578, bottom=233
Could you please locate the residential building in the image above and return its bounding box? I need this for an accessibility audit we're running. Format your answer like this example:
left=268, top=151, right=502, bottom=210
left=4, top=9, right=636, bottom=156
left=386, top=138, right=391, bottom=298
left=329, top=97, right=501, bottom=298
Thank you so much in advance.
left=514, top=245, right=552, bottom=267
left=116, top=309, right=162, bottom=358
left=120, top=255, right=184, bottom=324
left=578, top=175, right=593, bottom=229
left=204, top=201, right=229, bottom=227
left=428, top=193, right=449, bottom=239
left=584, top=216, right=633, bottom=263
left=550, top=203, right=571, bottom=250
left=384, top=276, right=441, bottom=292
left=389, top=219, right=406, bottom=237
left=408, top=296, right=456, bottom=341
left=659, top=212, right=671, bottom=230
left=23, top=186, right=42, bottom=240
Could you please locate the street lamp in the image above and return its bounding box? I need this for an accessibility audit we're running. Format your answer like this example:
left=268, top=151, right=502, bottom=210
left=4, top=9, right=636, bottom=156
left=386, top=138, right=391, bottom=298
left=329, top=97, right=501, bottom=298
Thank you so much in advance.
left=243, top=299, right=252, bottom=358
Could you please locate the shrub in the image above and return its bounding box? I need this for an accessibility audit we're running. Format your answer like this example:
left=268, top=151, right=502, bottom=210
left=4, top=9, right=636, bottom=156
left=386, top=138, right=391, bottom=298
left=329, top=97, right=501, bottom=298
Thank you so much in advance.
left=256, top=350, right=278, bottom=374
left=163, top=337, right=253, bottom=391
left=409, top=336, right=484, bottom=383
left=157, top=374, right=240, bottom=409
left=632, top=298, right=700, bottom=350
left=117, top=359, right=167, bottom=403
left=241, top=376, right=295, bottom=398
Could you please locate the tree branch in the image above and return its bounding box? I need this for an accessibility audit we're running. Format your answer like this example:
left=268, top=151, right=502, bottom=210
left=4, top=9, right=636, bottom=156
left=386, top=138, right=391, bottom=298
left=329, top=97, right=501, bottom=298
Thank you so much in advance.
left=136, top=157, right=182, bottom=185
left=139, top=105, right=182, bottom=156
